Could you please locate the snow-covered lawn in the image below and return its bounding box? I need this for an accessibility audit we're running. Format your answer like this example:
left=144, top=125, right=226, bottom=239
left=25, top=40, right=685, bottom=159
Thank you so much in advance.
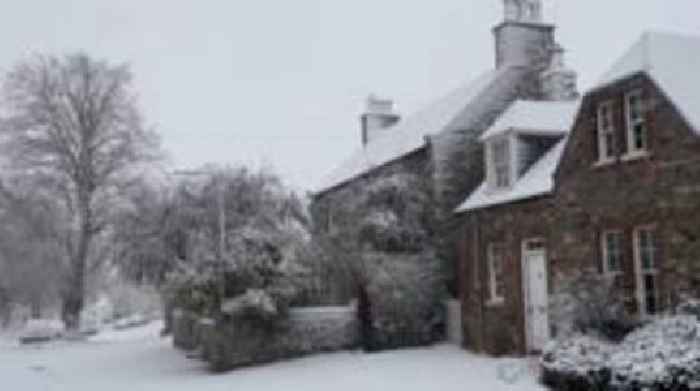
left=0, top=322, right=545, bottom=391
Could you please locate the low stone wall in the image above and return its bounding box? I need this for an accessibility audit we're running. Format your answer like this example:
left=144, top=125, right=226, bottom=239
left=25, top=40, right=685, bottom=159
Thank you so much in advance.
left=202, top=305, right=358, bottom=372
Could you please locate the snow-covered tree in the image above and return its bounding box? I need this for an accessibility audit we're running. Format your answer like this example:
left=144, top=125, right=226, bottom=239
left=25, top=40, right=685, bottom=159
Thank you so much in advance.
left=162, top=166, right=312, bottom=326
left=0, top=53, right=162, bottom=329
left=316, top=171, right=444, bottom=350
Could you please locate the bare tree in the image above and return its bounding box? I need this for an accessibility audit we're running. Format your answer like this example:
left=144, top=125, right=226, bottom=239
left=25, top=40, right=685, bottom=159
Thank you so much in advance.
left=0, top=53, right=161, bottom=329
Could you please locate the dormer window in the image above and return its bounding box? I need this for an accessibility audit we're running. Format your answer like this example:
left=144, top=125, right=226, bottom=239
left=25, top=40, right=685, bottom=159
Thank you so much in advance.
left=625, top=90, right=647, bottom=155
left=492, top=138, right=511, bottom=188
left=597, top=101, right=615, bottom=162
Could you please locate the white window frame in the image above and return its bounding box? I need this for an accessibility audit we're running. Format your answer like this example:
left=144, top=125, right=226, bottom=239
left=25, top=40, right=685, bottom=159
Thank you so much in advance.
left=601, top=230, right=624, bottom=275
left=597, top=101, right=616, bottom=164
left=491, top=138, right=512, bottom=189
left=633, top=225, right=659, bottom=317
left=624, top=89, right=648, bottom=157
left=487, top=243, right=506, bottom=305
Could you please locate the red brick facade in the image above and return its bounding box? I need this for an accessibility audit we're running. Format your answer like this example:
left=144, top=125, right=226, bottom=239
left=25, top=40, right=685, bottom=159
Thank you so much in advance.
left=458, top=72, right=700, bottom=356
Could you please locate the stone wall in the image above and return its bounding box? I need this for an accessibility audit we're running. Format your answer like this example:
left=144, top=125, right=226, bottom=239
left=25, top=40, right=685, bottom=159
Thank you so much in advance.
left=198, top=305, right=358, bottom=372
left=554, top=72, right=700, bottom=311
left=458, top=72, right=700, bottom=356
left=459, top=196, right=554, bottom=355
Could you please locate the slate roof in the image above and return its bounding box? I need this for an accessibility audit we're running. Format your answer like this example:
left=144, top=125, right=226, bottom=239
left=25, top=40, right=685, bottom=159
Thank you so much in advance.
left=314, top=67, right=518, bottom=195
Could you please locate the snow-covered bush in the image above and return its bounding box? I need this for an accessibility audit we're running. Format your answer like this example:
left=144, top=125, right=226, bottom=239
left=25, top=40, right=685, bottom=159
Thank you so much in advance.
left=19, top=319, right=64, bottom=344
left=106, top=283, right=161, bottom=321
left=316, top=171, right=444, bottom=351
left=364, top=252, right=444, bottom=349
left=609, top=316, right=700, bottom=390
left=549, top=268, right=638, bottom=342
left=678, top=296, right=700, bottom=320
left=541, top=335, right=612, bottom=390
left=541, top=316, right=700, bottom=391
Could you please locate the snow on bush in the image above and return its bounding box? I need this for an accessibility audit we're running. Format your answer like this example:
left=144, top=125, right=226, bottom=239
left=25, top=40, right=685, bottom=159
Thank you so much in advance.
left=221, top=289, right=278, bottom=319
left=678, top=297, right=700, bottom=319
left=20, top=319, right=65, bottom=342
left=364, top=252, right=444, bottom=349
left=609, top=316, right=700, bottom=389
left=542, top=316, right=700, bottom=391
left=549, top=268, right=637, bottom=342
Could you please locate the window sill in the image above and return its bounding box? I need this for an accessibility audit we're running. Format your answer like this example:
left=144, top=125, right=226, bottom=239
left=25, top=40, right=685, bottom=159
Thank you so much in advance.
left=486, top=298, right=505, bottom=308
left=593, top=158, right=615, bottom=168
left=621, top=151, right=651, bottom=162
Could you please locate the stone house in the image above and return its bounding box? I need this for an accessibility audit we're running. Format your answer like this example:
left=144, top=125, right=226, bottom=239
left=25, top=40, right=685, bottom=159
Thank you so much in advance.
left=456, top=31, right=700, bottom=355
left=310, top=0, right=578, bottom=297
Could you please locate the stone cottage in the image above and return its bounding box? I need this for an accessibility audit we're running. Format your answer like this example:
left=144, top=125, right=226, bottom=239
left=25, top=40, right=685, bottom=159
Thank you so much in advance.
left=456, top=31, right=700, bottom=355
left=311, top=0, right=579, bottom=296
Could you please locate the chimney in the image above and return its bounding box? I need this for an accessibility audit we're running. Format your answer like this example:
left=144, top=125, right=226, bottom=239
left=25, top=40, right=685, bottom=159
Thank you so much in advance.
left=361, top=94, right=400, bottom=146
left=541, top=44, right=579, bottom=101
left=494, top=0, right=555, bottom=69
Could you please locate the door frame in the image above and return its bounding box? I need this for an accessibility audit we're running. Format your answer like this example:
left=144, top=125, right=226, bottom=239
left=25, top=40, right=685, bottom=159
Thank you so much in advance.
left=521, top=238, right=549, bottom=353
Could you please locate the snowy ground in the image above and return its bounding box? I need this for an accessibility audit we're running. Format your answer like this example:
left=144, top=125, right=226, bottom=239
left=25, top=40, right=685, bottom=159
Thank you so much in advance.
left=0, top=322, right=545, bottom=391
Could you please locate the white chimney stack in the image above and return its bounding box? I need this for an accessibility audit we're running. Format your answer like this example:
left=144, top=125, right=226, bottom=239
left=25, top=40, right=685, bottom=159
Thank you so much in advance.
left=361, top=94, right=400, bottom=146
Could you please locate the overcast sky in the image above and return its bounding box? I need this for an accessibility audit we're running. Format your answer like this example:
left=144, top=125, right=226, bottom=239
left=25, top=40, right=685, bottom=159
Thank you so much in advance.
left=0, top=0, right=699, bottom=192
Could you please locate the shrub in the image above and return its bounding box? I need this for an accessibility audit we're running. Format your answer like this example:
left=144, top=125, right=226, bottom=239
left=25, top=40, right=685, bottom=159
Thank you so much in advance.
left=678, top=297, right=700, bottom=320
left=541, top=316, right=700, bottom=391
left=549, top=268, right=638, bottom=342
left=364, top=252, right=444, bottom=349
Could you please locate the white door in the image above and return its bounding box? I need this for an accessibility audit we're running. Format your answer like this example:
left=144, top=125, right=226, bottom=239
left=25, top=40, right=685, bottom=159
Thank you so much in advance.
left=523, top=243, right=549, bottom=353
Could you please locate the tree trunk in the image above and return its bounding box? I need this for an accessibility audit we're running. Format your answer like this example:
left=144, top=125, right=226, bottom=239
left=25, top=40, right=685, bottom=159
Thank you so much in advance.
left=62, top=190, right=91, bottom=331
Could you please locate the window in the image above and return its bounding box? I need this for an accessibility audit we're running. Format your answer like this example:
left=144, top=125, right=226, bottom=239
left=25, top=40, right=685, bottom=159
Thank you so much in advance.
left=634, top=227, right=659, bottom=315
left=597, top=101, right=616, bottom=162
left=625, top=90, right=648, bottom=154
left=492, top=139, right=511, bottom=188
left=601, top=230, right=624, bottom=274
left=488, top=244, right=506, bottom=304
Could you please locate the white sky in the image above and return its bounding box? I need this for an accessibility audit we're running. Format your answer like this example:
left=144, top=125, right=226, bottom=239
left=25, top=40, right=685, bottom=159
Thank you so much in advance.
left=0, top=0, right=699, bottom=192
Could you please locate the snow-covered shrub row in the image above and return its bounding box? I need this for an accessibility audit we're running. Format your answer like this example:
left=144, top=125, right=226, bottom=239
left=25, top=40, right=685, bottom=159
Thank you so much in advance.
left=541, top=316, right=700, bottom=391
left=200, top=304, right=358, bottom=372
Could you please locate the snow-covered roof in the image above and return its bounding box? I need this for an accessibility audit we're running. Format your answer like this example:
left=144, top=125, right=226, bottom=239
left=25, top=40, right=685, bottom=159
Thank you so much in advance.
left=314, top=68, right=511, bottom=195
left=480, top=100, right=580, bottom=141
left=456, top=138, right=567, bottom=213
left=596, top=31, right=700, bottom=133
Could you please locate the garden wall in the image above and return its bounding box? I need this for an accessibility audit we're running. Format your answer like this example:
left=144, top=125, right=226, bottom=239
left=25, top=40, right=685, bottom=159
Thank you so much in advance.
left=444, top=299, right=462, bottom=346
left=174, top=304, right=358, bottom=372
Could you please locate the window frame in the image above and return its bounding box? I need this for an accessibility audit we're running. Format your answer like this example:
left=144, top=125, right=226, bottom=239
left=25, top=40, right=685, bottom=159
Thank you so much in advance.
left=596, top=100, right=616, bottom=164
left=624, top=89, right=648, bottom=157
left=633, top=225, right=659, bottom=317
left=601, top=230, right=624, bottom=275
left=487, top=243, right=506, bottom=305
left=491, top=138, right=512, bottom=189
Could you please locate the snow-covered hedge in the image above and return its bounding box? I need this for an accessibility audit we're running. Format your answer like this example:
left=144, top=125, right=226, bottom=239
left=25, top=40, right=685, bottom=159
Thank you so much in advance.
left=541, top=316, right=700, bottom=391
left=200, top=304, right=358, bottom=372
